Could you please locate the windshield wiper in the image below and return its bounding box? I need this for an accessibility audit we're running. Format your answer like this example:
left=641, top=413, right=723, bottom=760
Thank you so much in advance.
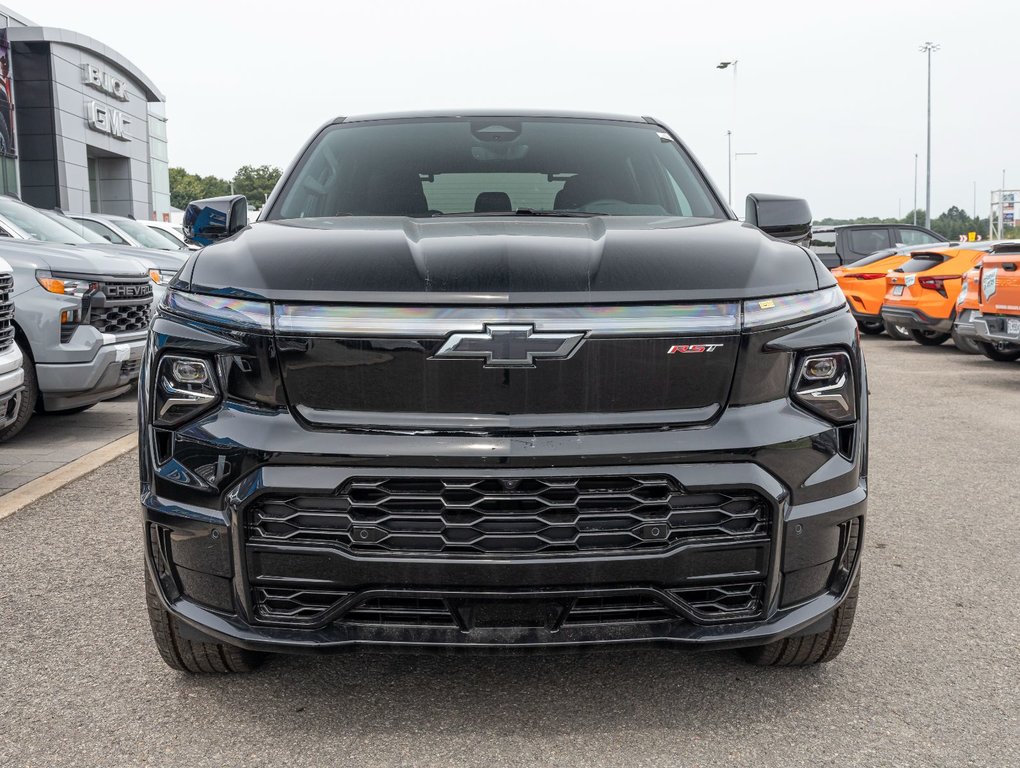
left=430, top=209, right=598, bottom=218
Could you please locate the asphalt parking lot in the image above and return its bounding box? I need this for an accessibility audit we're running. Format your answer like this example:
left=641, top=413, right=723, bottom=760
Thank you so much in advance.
left=1, top=335, right=1017, bottom=767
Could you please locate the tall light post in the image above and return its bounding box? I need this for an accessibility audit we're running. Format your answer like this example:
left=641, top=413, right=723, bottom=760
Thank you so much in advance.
left=913, top=153, right=918, bottom=225
left=920, top=42, right=940, bottom=229
left=717, top=60, right=738, bottom=206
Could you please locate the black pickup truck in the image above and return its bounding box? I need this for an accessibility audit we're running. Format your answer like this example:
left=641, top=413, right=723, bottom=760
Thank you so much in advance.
left=139, top=111, right=867, bottom=673
left=811, top=223, right=942, bottom=269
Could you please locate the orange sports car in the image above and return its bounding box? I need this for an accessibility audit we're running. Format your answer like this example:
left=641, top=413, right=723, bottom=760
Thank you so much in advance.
left=833, top=242, right=948, bottom=337
left=970, top=243, right=1020, bottom=361
left=879, top=244, right=991, bottom=347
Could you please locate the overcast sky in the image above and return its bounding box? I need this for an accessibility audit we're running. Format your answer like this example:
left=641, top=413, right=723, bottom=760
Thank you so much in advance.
left=21, top=0, right=1020, bottom=219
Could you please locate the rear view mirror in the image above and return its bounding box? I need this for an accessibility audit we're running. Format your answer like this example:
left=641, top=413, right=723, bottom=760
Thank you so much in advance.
left=745, top=193, right=812, bottom=246
left=183, top=195, right=248, bottom=246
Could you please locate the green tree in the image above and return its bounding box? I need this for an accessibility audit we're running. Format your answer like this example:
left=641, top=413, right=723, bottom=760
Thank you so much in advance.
left=168, top=167, right=230, bottom=209
left=231, top=165, right=282, bottom=207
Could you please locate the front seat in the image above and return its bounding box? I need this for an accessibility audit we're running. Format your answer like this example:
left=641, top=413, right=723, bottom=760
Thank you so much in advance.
left=474, top=192, right=512, bottom=213
left=554, top=175, right=613, bottom=210
left=360, top=171, right=429, bottom=216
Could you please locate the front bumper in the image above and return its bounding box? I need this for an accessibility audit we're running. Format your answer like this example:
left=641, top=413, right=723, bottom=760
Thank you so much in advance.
left=879, top=305, right=952, bottom=333
left=972, top=313, right=1020, bottom=347
left=142, top=398, right=867, bottom=654
left=35, top=335, right=146, bottom=411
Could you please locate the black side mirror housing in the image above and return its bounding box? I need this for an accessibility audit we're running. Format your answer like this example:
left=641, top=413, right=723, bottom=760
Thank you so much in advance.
left=183, top=195, right=248, bottom=246
left=745, top=193, right=812, bottom=246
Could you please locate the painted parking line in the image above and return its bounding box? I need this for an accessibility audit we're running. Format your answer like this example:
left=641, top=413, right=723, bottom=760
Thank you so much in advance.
left=0, top=433, right=137, bottom=521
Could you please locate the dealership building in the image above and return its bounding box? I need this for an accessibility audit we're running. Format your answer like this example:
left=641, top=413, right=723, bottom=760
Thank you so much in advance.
left=0, top=5, right=170, bottom=220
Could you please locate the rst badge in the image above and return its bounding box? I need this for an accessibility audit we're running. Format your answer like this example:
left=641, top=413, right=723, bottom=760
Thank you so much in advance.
left=667, top=344, right=723, bottom=354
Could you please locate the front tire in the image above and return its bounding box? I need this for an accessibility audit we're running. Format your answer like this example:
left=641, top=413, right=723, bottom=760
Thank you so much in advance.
left=976, top=340, right=1020, bottom=362
left=145, top=568, right=266, bottom=674
left=0, top=340, right=36, bottom=443
left=883, top=322, right=912, bottom=340
left=909, top=329, right=950, bottom=346
left=742, top=574, right=860, bottom=666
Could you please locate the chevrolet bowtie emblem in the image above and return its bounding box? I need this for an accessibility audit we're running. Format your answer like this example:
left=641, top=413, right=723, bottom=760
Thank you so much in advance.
left=433, top=325, right=585, bottom=368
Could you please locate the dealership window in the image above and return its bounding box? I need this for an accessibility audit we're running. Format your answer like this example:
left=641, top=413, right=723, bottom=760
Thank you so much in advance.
left=0, top=156, right=16, bottom=198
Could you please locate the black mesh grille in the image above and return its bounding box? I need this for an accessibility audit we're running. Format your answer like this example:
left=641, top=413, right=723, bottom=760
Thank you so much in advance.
left=0, top=272, right=13, bottom=353
left=89, top=303, right=150, bottom=334
left=249, top=474, right=770, bottom=556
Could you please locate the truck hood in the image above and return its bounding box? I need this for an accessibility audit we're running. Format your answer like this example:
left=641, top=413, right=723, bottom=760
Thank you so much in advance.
left=77, top=242, right=189, bottom=272
left=181, top=216, right=823, bottom=304
left=0, top=238, right=149, bottom=277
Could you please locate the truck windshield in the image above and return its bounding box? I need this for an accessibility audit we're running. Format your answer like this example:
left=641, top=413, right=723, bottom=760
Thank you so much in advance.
left=268, top=118, right=727, bottom=220
left=0, top=197, right=92, bottom=245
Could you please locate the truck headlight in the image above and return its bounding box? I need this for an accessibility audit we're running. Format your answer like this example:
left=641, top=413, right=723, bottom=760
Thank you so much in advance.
left=743, top=286, right=846, bottom=329
left=149, top=269, right=172, bottom=285
left=791, top=350, right=856, bottom=423
left=36, top=271, right=99, bottom=297
left=154, top=354, right=219, bottom=426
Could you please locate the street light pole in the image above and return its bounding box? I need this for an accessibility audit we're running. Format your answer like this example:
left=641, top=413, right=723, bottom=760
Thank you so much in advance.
left=726, top=130, right=732, bottom=206
left=920, top=42, right=939, bottom=230
left=913, top=153, right=918, bottom=225
left=717, top=60, right=738, bottom=207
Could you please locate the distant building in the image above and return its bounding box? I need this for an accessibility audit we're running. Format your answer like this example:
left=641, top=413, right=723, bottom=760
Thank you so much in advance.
left=0, top=5, right=170, bottom=220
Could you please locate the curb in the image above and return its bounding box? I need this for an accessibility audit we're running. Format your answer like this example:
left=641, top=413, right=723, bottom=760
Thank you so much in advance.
left=0, top=433, right=137, bottom=522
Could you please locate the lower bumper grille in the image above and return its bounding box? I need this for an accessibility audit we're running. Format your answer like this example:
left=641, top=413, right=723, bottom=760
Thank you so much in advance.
left=251, top=584, right=767, bottom=628
left=249, top=474, right=770, bottom=556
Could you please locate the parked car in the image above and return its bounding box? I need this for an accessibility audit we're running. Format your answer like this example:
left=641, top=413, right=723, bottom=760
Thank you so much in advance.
left=0, top=237, right=151, bottom=440
left=140, top=111, right=867, bottom=673
left=949, top=263, right=986, bottom=354
left=0, top=253, right=25, bottom=439
left=70, top=212, right=187, bottom=252
left=832, top=241, right=950, bottom=336
left=880, top=244, right=998, bottom=348
left=34, top=208, right=186, bottom=306
left=810, top=224, right=942, bottom=270
left=140, top=221, right=198, bottom=251
left=969, top=243, right=1020, bottom=362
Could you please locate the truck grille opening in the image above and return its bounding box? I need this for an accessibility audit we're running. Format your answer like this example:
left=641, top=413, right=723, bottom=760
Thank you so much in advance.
left=89, top=303, right=151, bottom=334
left=0, top=272, right=13, bottom=353
left=249, top=474, right=771, bottom=556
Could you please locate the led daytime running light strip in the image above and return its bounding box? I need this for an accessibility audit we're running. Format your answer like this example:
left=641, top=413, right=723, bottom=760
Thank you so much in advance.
left=161, top=286, right=845, bottom=335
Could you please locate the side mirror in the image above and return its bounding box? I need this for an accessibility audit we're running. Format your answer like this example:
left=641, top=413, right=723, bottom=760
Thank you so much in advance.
left=183, top=195, right=248, bottom=246
left=745, top=193, right=812, bottom=245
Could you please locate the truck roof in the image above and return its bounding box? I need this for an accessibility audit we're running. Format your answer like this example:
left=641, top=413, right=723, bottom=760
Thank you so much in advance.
left=336, top=109, right=652, bottom=125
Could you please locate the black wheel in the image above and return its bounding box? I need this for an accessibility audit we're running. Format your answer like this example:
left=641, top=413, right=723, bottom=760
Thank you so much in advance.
left=0, top=340, right=36, bottom=443
left=976, top=340, right=1020, bottom=362
left=883, top=321, right=912, bottom=341
left=857, top=319, right=885, bottom=336
left=951, top=330, right=982, bottom=355
left=145, top=568, right=266, bottom=674
left=909, top=329, right=950, bottom=346
left=742, top=574, right=860, bottom=666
